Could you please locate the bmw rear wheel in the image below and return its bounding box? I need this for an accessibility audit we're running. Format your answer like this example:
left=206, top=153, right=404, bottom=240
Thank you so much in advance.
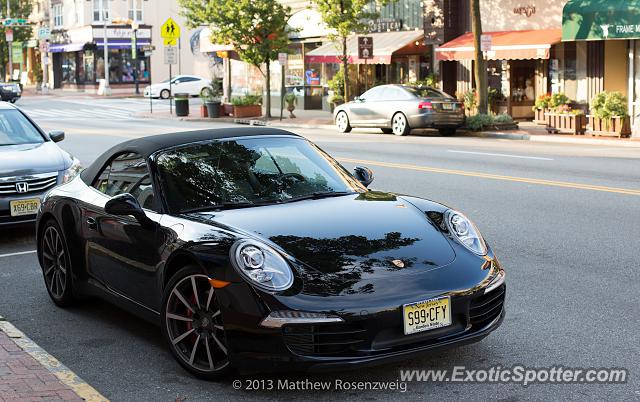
left=40, top=220, right=75, bottom=307
left=391, top=112, right=410, bottom=136
left=336, top=111, right=352, bottom=133
left=162, top=266, right=230, bottom=379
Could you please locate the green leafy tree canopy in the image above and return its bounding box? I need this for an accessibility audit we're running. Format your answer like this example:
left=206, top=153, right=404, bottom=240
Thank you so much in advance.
left=0, top=0, right=35, bottom=77
left=179, top=0, right=292, bottom=117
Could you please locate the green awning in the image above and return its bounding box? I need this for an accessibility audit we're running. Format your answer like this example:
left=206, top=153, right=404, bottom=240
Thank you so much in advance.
left=563, top=0, right=640, bottom=40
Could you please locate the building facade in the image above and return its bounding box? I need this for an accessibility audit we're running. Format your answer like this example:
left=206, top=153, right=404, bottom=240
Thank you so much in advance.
left=33, top=0, right=210, bottom=93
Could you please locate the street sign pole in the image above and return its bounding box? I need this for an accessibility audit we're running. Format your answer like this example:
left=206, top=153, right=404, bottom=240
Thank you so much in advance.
left=6, top=0, right=12, bottom=81
left=169, top=64, right=172, bottom=115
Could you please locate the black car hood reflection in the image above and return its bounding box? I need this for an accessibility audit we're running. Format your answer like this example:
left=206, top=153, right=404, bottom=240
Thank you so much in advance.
left=185, top=192, right=456, bottom=293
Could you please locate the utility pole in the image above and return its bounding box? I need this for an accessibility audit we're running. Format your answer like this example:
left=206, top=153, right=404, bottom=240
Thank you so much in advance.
left=102, top=2, right=111, bottom=96
left=6, top=0, right=12, bottom=81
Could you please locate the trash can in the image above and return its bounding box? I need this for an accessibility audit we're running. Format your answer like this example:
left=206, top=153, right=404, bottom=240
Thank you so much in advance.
left=175, top=93, right=189, bottom=116
left=206, top=101, right=221, bottom=118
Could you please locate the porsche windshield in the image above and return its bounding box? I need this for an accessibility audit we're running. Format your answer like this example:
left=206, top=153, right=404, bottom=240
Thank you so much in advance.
left=155, top=136, right=365, bottom=212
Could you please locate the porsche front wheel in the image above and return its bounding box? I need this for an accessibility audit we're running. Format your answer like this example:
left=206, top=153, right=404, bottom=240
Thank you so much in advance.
left=40, top=220, right=75, bottom=307
left=161, top=267, right=231, bottom=380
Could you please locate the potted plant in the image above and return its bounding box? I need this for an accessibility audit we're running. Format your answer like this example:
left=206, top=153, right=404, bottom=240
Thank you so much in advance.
left=457, top=90, right=478, bottom=116
left=284, top=93, right=297, bottom=118
left=327, top=70, right=345, bottom=112
left=545, top=104, right=587, bottom=135
left=232, top=94, right=263, bottom=118
left=174, top=93, right=190, bottom=117
left=201, top=78, right=223, bottom=118
left=588, top=91, right=631, bottom=137
left=532, top=93, right=552, bottom=124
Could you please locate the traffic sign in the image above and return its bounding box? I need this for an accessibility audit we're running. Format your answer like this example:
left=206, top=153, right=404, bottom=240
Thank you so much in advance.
left=161, top=18, right=181, bottom=39
left=37, top=26, right=51, bottom=40
left=164, top=46, right=178, bottom=65
left=278, top=52, right=288, bottom=66
left=39, top=40, right=50, bottom=52
left=2, top=18, right=28, bottom=26
left=164, top=38, right=177, bottom=46
left=481, top=34, right=492, bottom=52
left=5, top=28, right=12, bottom=42
left=358, top=36, right=373, bottom=59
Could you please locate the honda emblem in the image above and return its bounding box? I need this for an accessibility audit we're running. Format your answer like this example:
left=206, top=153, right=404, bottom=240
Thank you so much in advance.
left=15, top=182, right=29, bottom=193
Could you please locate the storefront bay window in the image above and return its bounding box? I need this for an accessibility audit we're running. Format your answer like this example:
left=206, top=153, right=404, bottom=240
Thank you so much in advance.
left=95, top=49, right=150, bottom=84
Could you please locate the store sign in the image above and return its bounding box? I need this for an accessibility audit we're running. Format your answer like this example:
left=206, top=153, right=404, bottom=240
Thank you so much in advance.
left=11, top=43, right=22, bottom=63
left=278, top=52, right=288, bottom=66
left=513, top=5, right=536, bottom=18
left=305, top=69, right=320, bottom=85
left=368, top=18, right=402, bottom=33
left=358, top=36, right=374, bottom=59
left=92, top=28, right=152, bottom=40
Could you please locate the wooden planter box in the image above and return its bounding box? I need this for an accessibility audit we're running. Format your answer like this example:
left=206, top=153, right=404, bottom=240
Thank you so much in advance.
left=587, top=115, right=631, bottom=138
left=545, top=113, right=587, bottom=135
left=233, top=104, right=262, bottom=118
left=221, top=103, right=233, bottom=116
left=534, top=108, right=550, bottom=125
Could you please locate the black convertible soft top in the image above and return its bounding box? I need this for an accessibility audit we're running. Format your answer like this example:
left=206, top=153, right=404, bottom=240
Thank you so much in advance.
left=80, top=127, right=300, bottom=185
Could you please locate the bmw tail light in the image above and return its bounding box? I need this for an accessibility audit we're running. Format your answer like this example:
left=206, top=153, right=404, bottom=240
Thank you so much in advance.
left=418, top=101, right=433, bottom=109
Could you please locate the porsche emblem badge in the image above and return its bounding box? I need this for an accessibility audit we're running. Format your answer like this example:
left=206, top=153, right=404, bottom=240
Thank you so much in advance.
left=391, top=259, right=405, bottom=268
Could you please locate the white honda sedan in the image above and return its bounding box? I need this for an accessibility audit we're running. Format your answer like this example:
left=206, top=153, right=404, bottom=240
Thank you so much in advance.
left=143, top=75, right=210, bottom=99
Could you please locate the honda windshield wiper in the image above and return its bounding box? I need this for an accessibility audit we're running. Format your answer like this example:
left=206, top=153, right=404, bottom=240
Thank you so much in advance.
left=281, top=191, right=355, bottom=204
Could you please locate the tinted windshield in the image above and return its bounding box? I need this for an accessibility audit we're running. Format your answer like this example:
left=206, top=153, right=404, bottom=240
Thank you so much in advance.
left=155, top=136, right=365, bottom=212
left=404, top=87, right=453, bottom=99
left=0, top=110, right=44, bottom=146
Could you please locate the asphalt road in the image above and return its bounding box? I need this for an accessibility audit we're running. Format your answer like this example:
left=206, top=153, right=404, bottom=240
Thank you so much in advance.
left=1, top=96, right=639, bottom=401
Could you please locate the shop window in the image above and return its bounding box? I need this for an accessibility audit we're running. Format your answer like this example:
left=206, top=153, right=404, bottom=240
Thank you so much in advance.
left=563, top=42, right=578, bottom=101
left=62, top=53, right=76, bottom=84
left=93, top=0, right=109, bottom=22
left=94, top=50, right=150, bottom=84
left=128, top=0, right=143, bottom=22
left=52, top=4, right=63, bottom=27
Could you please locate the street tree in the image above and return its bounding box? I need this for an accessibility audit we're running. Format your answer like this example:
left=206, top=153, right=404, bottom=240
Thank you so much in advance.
left=0, top=0, right=34, bottom=79
left=312, top=0, right=392, bottom=101
left=179, top=0, right=292, bottom=118
left=471, top=0, right=488, bottom=114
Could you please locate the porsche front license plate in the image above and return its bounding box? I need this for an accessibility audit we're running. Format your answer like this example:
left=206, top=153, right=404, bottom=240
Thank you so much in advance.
left=403, top=296, right=451, bottom=335
left=10, top=199, right=40, bottom=217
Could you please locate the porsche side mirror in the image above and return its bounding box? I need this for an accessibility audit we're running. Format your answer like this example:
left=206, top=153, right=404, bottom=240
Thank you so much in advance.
left=354, top=166, right=374, bottom=187
left=105, top=193, right=145, bottom=220
left=49, top=130, right=65, bottom=143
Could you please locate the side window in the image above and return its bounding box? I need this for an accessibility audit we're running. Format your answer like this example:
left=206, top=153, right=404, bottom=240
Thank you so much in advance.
left=93, top=153, right=156, bottom=211
left=360, top=86, right=384, bottom=101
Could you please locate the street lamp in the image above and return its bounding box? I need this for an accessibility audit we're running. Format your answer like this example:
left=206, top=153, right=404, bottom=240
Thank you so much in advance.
left=132, top=20, right=139, bottom=94
left=102, top=9, right=112, bottom=96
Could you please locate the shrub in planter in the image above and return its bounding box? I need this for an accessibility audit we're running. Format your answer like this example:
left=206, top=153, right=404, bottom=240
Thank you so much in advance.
left=328, top=94, right=344, bottom=112
left=458, top=90, right=478, bottom=115
left=532, top=93, right=552, bottom=124
left=589, top=91, right=631, bottom=137
left=549, top=93, right=570, bottom=110
left=232, top=95, right=263, bottom=118
left=201, top=78, right=223, bottom=118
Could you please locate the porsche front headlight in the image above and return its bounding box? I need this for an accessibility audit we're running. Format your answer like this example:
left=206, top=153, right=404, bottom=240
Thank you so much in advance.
left=231, top=239, right=293, bottom=292
left=445, top=210, right=487, bottom=255
left=61, top=157, right=82, bottom=184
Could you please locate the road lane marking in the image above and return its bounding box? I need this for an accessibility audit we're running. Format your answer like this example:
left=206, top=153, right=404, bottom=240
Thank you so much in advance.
left=337, top=157, right=640, bottom=196
left=0, top=250, right=36, bottom=258
left=447, top=149, right=554, bottom=160
left=0, top=319, right=109, bottom=402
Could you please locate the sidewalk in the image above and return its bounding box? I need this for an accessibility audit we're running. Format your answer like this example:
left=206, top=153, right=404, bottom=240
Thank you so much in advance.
left=0, top=316, right=107, bottom=402
left=21, top=87, right=143, bottom=100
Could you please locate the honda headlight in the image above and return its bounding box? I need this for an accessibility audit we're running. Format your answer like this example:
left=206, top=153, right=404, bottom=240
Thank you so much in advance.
left=61, top=157, right=82, bottom=183
left=444, top=210, right=487, bottom=255
left=230, top=239, right=293, bottom=292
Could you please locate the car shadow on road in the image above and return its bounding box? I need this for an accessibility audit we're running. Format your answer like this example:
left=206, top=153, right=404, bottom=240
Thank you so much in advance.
left=0, top=224, right=37, bottom=254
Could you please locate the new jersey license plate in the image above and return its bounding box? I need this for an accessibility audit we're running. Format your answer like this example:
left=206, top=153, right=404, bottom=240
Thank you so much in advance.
left=403, top=296, right=451, bottom=335
left=10, top=199, right=40, bottom=217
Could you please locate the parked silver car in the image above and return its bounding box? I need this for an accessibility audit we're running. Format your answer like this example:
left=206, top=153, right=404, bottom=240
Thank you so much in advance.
left=334, top=84, right=464, bottom=136
left=0, top=102, right=81, bottom=225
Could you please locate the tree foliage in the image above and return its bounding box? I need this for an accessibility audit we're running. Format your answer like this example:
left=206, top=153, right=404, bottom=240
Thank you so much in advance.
left=179, top=0, right=292, bottom=117
left=312, top=0, right=391, bottom=100
left=0, top=0, right=35, bottom=77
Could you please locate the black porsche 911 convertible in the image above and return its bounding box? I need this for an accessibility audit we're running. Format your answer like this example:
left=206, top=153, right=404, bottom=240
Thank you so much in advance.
left=36, top=128, right=505, bottom=379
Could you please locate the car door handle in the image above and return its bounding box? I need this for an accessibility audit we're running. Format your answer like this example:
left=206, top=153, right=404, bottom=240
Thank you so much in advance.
left=86, top=217, right=97, bottom=230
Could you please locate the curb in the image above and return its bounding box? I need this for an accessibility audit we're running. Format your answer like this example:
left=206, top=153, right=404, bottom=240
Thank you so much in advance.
left=0, top=316, right=109, bottom=402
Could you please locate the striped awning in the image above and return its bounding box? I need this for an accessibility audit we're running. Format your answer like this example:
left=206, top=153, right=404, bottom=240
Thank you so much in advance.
left=305, top=30, right=425, bottom=65
left=436, top=29, right=562, bottom=61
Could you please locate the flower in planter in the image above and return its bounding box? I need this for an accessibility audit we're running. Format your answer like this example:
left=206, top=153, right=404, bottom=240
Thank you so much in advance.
left=532, top=93, right=552, bottom=111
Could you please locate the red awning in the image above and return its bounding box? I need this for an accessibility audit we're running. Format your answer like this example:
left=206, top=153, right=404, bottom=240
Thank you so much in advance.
left=435, top=29, right=562, bottom=61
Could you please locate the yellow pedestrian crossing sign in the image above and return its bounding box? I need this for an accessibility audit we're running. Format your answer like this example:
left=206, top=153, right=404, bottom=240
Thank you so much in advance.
left=161, top=18, right=181, bottom=39
left=164, top=38, right=177, bottom=46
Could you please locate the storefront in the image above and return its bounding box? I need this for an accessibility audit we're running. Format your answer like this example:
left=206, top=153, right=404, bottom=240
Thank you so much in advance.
left=49, top=25, right=152, bottom=92
left=436, top=29, right=562, bottom=119
left=562, top=0, right=639, bottom=131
